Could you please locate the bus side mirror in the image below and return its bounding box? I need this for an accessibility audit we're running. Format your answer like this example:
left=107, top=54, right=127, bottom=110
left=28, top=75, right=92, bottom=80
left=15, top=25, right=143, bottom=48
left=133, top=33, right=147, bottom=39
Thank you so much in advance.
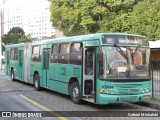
left=98, top=51, right=103, bottom=63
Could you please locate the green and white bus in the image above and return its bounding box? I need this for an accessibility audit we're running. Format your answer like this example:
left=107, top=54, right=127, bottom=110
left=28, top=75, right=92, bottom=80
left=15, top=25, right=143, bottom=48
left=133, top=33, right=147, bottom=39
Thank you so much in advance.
left=5, top=33, right=151, bottom=104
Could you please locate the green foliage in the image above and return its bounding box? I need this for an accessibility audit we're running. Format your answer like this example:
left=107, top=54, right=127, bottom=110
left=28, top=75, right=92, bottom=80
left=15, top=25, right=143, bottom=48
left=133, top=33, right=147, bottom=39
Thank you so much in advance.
left=50, top=0, right=160, bottom=40
left=129, top=0, right=160, bottom=40
left=2, top=27, right=31, bottom=44
left=50, top=0, right=137, bottom=36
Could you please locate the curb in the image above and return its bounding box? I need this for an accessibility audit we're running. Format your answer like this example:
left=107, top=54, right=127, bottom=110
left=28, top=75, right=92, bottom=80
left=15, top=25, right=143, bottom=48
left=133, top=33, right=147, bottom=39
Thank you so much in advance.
left=149, top=100, right=160, bottom=110
left=135, top=100, right=160, bottom=110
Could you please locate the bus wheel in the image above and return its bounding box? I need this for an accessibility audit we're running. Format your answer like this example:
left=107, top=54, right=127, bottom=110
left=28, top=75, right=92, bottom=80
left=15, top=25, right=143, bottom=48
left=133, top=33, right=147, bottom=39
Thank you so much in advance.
left=34, top=74, right=41, bottom=91
left=11, top=70, right=15, bottom=81
left=70, top=82, right=81, bottom=104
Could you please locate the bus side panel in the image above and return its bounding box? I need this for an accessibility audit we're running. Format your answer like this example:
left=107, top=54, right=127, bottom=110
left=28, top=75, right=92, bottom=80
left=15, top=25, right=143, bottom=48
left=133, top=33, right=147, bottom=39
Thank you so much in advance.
left=30, top=62, right=42, bottom=84
left=48, top=63, right=69, bottom=94
left=47, top=64, right=82, bottom=95
left=5, top=48, right=10, bottom=75
left=18, top=46, right=24, bottom=81
left=24, top=43, right=31, bottom=83
left=47, top=63, right=58, bottom=90
left=10, top=60, right=19, bottom=79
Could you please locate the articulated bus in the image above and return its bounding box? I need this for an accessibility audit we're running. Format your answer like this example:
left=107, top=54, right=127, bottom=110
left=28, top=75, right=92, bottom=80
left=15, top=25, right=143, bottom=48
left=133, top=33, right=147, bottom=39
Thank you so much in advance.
left=5, top=33, right=151, bottom=104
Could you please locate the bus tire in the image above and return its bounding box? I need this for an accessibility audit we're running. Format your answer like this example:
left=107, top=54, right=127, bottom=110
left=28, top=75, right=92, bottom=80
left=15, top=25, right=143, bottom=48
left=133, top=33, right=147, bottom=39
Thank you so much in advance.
left=70, top=82, right=81, bottom=104
left=11, top=69, right=15, bottom=81
left=34, top=74, right=41, bottom=91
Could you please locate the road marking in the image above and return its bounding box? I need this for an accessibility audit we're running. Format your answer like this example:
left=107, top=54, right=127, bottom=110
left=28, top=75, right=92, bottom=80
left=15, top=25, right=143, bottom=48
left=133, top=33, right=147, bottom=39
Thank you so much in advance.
left=19, top=94, right=68, bottom=120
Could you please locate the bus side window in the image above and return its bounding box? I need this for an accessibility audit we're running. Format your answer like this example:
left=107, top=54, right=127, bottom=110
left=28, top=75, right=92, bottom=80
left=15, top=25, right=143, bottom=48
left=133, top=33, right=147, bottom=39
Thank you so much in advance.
left=10, top=48, right=18, bottom=60
left=10, top=48, right=15, bottom=60
left=51, top=44, right=58, bottom=63
left=70, top=42, right=82, bottom=65
left=39, top=46, right=42, bottom=62
left=85, top=50, right=93, bottom=75
left=58, top=43, right=69, bottom=64
left=32, top=45, right=40, bottom=62
left=14, top=48, right=18, bottom=60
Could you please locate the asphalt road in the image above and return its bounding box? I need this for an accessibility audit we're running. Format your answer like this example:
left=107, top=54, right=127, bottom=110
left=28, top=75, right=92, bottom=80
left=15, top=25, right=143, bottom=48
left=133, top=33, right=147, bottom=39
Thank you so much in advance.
left=0, top=70, right=159, bottom=120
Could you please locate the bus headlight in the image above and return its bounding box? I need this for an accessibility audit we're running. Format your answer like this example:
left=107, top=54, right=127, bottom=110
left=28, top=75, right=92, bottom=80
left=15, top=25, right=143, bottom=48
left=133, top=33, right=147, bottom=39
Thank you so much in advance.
left=146, top=88, right=149, bottom=92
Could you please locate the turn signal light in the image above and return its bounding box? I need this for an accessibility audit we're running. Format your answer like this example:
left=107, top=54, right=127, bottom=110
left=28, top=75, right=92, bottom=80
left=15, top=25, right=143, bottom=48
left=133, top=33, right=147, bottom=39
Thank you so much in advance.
left=99, top=90, right=104, bottom=94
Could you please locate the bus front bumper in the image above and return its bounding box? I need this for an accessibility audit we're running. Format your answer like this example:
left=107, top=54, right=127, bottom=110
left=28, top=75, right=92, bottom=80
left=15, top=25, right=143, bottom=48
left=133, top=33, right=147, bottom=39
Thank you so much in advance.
left=96, top=93, right=151, bottom=104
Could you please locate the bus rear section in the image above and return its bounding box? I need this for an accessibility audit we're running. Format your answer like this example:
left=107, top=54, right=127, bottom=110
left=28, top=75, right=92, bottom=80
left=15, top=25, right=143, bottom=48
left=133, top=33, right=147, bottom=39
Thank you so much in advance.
left=5, top=43, right=31, bottom=82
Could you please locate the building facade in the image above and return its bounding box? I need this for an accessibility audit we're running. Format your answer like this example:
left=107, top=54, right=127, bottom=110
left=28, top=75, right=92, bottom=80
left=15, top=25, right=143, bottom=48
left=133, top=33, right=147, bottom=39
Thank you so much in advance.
left=3, top=0, right=56, bottom=39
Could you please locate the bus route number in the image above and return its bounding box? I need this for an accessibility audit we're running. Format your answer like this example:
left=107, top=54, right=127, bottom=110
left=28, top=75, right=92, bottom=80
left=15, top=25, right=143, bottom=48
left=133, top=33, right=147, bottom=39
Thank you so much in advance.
left=102, top=85, right=113, bottom=89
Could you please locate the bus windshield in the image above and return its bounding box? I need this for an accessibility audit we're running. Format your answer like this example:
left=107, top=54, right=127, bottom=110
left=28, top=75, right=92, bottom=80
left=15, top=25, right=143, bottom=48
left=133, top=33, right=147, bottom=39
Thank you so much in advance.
left=100, top=46, right=150, bottom=79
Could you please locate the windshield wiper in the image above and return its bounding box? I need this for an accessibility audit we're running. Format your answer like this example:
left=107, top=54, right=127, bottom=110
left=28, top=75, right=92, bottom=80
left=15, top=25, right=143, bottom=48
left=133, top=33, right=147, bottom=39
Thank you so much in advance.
left=114, top=44, right=128, bottom=60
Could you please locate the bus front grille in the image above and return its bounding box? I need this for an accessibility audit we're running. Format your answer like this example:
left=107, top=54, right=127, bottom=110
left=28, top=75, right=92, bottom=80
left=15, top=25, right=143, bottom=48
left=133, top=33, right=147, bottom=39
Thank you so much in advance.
left=120, top=96, right=137, bottom=102
left=118, top=89, right=139, bottom=95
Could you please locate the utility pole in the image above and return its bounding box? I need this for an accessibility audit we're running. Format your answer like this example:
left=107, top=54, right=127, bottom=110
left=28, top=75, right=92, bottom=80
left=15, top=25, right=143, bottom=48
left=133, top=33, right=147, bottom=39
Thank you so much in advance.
left=0, top=9, right=2, bottom=70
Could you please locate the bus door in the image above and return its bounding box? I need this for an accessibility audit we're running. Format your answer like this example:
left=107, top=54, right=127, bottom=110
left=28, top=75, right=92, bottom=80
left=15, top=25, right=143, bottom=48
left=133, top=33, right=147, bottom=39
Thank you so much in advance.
left=19, top=50, right=24, bottom=80
left=6, top=50, right=9, bottom=75
left=83, top=48, right=96, bottom=101
left=42, top=49, right=50, bottom=87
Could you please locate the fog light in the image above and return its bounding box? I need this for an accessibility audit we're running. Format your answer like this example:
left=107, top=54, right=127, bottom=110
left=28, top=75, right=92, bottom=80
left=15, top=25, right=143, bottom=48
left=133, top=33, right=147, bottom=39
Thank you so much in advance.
left=142, top=95, right=150, bottom=99
left=106, top=90, right=109, bottom=94
left=111, top=90, right=114, bottom=94
left=99, top=89, right=104, bottom=94
left=142, top=90, right=145, bottom=93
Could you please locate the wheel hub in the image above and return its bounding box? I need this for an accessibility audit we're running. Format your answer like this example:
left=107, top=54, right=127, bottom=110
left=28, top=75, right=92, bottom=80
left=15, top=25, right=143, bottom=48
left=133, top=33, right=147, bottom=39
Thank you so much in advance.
left=73, top=87, right=79, bottom=99
left=11, top=73, right=13, bottom=79
left=35, top=80, right=38, bottom=88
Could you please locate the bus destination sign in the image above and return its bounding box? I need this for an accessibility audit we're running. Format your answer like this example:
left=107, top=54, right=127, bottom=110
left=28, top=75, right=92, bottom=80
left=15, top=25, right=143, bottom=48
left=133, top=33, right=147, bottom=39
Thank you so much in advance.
left=102, top=35, right=149, bottom=46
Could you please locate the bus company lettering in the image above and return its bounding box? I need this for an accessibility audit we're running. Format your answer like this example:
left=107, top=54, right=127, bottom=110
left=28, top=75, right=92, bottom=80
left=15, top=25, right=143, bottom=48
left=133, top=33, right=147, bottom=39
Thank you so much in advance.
left=12, top=112, right=42, bottom=117
left=61, top=67, right=66, bottom=76
left=102, top=85, right=113, bottom=89
left=28, top=113, right=42, bottom=117
left=136, top=74, right=147, bottom=77
left=128, top=112, right=158, bottom=117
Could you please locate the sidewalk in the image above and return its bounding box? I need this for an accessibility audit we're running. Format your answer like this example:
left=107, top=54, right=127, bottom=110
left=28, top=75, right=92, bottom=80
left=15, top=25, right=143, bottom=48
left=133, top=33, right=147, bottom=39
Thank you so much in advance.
left=149, top=98, right=160, bottom=110
left=0, top=69, right=5, bottom=76
left=0, top=70, right=11, bottom=80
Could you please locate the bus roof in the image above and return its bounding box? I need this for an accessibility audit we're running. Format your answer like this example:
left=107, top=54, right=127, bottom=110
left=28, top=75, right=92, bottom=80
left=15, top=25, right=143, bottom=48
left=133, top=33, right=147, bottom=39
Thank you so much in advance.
left=36, top=33, right=147, bottom=45
left=5, top=43, right=25, bottom=48
left=5, top=33, right=147, bottom=47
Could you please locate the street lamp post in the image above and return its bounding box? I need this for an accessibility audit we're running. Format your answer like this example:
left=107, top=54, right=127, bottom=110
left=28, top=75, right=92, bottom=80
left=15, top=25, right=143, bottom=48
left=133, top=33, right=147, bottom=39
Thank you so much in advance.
left=0, top=12, right=2, bottom=70
left=0, top=0, right=3, bottom=70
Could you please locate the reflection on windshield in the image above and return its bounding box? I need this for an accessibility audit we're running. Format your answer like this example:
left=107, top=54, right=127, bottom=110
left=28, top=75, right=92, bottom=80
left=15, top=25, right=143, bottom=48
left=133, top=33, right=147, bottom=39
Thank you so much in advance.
left=100, top=46, right=150, bottom=79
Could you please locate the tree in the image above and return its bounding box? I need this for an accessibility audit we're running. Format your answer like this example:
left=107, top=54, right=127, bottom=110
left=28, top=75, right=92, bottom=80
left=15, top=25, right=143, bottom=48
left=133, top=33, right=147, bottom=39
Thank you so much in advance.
left=50, top=0, right=160, bottom=40
left=49, top=0, right=139, bottom=36
left=129, top=0, right=160, bottom=40
left=2, top=27, right=31, bottom=44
